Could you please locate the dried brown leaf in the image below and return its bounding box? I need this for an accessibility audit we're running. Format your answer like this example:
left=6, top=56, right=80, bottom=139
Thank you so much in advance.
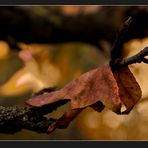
left=26, top=65, right=141, bottom=114
left=47, top=108, right=83, bottom=133
left=113, top=67, right=142, bottom=114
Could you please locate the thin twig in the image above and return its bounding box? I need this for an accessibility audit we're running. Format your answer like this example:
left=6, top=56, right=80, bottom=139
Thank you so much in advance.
left=116, top=47, right=148, bottom=68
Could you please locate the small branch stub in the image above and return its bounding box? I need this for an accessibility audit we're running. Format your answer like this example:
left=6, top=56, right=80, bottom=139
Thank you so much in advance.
left=110, top=17, right=132, bottom=66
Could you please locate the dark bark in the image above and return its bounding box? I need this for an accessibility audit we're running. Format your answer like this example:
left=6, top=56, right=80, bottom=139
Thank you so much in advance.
left=0, top=99, right=69, bottom=134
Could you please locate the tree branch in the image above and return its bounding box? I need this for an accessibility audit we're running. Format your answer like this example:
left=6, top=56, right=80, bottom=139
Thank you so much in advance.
left=0, top=106, right=53, bottom=134
left=0, top=99, right=69, bottom=134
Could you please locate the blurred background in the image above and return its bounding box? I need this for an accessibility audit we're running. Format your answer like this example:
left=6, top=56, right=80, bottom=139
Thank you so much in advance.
left=0, top=6, right=148, bottom=140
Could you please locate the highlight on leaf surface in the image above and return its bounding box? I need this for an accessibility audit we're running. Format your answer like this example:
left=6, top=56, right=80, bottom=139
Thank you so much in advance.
left=26, top=64, right=142, bottom=115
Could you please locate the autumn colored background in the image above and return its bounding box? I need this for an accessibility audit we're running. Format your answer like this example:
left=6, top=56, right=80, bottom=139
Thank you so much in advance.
left=0, top=6, right=148, bottom=140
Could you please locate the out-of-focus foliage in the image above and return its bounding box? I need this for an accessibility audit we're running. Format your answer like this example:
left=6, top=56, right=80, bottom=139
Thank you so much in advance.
left=26, top=6, right=101, bottom=16
left=0, top=41, right=10, bottom=59
left=60, top=6, right=101, bottom=16
left=1, top=43, right=61, bottom=96
left=0, top=42, right=23, bottom=86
